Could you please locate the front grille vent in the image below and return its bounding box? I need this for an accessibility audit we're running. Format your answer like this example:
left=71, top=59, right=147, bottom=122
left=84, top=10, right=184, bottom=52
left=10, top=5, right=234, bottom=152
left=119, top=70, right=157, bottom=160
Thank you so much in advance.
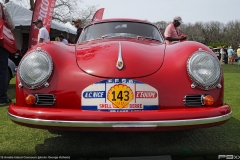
left=184, top=95, right=204, bottom=106
left=35, top=94, right=56, bottom=105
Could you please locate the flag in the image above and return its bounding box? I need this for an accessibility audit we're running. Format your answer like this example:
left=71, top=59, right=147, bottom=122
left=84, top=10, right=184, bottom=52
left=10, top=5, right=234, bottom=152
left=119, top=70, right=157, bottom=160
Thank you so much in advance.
left=92, top=8, right=104, bottom=21
left=28, top=0, right=57, bottom=48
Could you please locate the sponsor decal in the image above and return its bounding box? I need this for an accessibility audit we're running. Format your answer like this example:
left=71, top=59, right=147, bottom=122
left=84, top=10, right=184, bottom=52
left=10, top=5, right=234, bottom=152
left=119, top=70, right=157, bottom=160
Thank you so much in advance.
left=83, top=91, right=106, bottom=98
left=107, top=84, right=134, bottom=109
left=81, top=79, right=158, bottom=111
left=3, top=35, right=14, bottom=44
left=3, top=26, right=14, bottom=40
left=136, top=91, right=157, bottom=98
left=2, top=26, right=15, bottom=44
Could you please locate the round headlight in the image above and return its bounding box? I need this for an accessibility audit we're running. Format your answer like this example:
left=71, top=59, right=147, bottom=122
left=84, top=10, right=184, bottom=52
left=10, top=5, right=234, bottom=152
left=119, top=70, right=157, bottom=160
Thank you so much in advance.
left=19, top=48, right=53, bottom=89
left=187, top=50, right=222, bottom=90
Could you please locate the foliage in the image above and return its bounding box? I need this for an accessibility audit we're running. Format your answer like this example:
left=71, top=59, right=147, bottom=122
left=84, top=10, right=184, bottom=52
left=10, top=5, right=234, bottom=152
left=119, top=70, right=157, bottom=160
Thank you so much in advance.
left=208, top=42, right=230, bottom=48
left=52, top=0, right=97, bottom=25
left=1, top=0, right=97, bottom=26
left=154, top=21, right=168, bottom=30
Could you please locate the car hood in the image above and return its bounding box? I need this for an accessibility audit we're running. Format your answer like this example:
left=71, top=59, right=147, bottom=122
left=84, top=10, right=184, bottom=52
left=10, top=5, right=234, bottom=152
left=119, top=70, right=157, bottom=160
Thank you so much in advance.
left=76, top=39, right=165, bottom=78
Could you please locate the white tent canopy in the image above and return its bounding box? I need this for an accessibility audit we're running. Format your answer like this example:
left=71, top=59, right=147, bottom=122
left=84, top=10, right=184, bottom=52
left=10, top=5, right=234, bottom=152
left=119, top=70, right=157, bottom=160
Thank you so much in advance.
left=65, top=22, right=78, bottom=33
left=5, top=1, right=76, bottom=34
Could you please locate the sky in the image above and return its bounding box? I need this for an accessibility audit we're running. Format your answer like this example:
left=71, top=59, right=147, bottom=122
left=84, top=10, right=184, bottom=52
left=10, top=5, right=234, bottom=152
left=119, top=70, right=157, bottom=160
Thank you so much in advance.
left=82, top=0, right=240, bottom=24
left=6, top=0, right=239, bottom=24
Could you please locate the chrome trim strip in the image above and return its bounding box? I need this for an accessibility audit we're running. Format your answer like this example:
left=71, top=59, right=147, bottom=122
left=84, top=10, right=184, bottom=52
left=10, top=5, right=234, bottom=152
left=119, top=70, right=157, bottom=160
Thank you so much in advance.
left=183, top=94, right=204, bottom=106
left=35, top=94, right=56, bottom=105
left=116, top=42, right=124, bottom=70
left=8, top=111, right=232, bottom=128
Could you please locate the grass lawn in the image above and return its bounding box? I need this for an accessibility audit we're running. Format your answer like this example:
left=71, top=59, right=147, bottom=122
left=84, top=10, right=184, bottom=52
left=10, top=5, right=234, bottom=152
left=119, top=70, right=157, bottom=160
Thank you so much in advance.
left=0, top=63, right=239, bottom=159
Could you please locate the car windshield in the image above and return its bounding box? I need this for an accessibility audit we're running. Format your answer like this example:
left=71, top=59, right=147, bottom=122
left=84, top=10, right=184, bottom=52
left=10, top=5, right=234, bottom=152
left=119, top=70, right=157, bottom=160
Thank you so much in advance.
left=78, top=21, right=164, bottom=43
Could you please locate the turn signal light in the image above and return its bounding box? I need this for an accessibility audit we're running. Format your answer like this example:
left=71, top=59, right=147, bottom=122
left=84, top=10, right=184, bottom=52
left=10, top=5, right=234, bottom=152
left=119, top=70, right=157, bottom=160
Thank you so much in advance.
left=25, top=94, right=36, bottom=105
left=203, top=95, right=214, bottom=106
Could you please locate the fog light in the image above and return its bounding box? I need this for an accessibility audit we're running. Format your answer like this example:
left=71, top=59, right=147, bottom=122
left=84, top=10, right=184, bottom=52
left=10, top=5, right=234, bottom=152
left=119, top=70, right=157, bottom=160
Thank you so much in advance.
left=25, top=94, right=36, bottom=105
left=203, top=95, right=214, bottom=106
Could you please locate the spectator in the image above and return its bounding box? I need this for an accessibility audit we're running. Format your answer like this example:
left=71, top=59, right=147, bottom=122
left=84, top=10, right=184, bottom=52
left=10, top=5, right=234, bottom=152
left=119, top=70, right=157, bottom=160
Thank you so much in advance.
left=227, top=46, right=234, bottom=65
left=0, top=2, right=14, bottom=106
left=159, top=27, right=163, bottom=33
left=55, top=37, right=61, bottom=41
left=32, top=19, right=50, bottom=43
left=72, top=18, right=83, bottom=44
left=223, top=46, right=228, bottom=64
left=59, top=35, right=68, bottom=44
left=164, top=16, right=187, bottom=45
left=232, top=50, right=237, bottom=63
left=220, top=46, right=224, bottom=64
left=67, top=37, right=74, bottom=44
left=237, top=46, right=240, bottom=66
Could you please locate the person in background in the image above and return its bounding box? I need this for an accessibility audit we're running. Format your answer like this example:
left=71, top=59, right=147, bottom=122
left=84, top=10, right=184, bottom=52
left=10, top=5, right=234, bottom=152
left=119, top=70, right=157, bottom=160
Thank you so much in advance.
left=159, top=27, right=163, bottom=33
left=232, top=49, right=237, bottom=63
left=223, top=46, right=228, bottom=64
left=220, top=46, right=224, bottom=64
left=32, top=19, right=50, bottom=43
left=67, top=37, right=74, bottom=44
left=227, top=46, right=234, bottom=65
left=159, top=27, right=165, bottom=39
left=72, top=18, right=83, bottom=44
left=0, top=2, right=14, bottom=106
left=237, top=46, right=240, bottom=66
left=164, top=16, right=187, bottom=45
left=55, top=37, right=61, bottom=41
left=59, top=35, right=68, bottom=44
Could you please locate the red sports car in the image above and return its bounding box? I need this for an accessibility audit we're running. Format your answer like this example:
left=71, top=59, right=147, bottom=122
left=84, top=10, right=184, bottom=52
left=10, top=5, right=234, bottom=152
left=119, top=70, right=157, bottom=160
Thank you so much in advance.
left=8, top=18, right=231, bottom=131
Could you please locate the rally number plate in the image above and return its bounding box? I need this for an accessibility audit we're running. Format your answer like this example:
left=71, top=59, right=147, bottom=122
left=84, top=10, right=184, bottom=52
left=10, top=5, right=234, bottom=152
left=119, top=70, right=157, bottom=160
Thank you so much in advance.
left=82, top=79, right=158, bottom=112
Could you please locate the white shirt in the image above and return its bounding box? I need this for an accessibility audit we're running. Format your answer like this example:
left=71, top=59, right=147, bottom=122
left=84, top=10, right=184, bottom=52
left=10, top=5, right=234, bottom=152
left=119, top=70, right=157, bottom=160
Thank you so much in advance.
left=38, top=27, right=50, bottom=43
left=220, top=48, right=224, bottom=55
left=62, top=38, right=68, bottom=44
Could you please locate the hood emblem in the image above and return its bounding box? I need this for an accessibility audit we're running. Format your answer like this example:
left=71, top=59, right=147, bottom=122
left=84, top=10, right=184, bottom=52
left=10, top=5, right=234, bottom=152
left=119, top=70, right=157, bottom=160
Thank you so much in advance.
left=116, top=42, right=124, bottom=70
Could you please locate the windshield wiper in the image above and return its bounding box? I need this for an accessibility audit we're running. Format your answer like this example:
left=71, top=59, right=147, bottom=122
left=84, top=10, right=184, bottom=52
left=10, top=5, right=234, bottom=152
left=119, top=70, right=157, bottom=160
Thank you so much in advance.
left=102, top=34, right=139, bottom=39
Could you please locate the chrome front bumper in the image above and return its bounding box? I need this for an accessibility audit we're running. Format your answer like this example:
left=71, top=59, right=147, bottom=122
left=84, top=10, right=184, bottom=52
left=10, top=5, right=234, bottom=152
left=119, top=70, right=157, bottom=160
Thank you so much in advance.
left=8, top=111, right=232, bottom=128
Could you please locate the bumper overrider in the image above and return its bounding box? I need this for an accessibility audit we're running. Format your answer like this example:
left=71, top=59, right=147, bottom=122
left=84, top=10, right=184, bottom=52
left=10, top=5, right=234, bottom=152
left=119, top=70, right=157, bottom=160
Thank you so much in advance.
left=8, top=104, right=231, bottom=130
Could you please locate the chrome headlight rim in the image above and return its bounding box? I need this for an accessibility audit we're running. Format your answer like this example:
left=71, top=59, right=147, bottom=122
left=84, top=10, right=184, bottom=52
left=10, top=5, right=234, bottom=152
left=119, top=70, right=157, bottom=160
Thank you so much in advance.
left=18, top=48, right=53, bottom=90
left=187, top=50, right=222, bottom=90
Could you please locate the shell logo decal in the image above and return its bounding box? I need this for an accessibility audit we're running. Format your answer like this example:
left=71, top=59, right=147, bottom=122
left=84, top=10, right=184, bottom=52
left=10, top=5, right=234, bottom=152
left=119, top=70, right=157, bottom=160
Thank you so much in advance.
left=107, top=84, right=134, bottom=108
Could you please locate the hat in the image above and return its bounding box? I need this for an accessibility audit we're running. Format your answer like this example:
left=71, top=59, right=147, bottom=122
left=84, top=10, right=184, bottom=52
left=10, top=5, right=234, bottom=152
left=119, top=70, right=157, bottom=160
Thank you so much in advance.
left=174, top=16, right=183, bottom=23
left=32, top=18, right=42, bottom=24
left=72, top=18, right=82, bottom=23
